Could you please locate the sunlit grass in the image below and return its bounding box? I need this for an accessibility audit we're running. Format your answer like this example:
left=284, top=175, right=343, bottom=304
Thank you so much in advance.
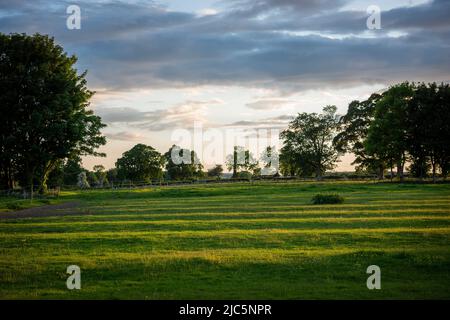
left=0, top=181, right=449, bottom=299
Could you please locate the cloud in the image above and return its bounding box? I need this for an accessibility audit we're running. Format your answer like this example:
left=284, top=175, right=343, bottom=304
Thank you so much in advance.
left=197, top=8, right=219, bottom=17
left=105, top=131, right=145, bottom=141
left=246, top=99, right=292, bottom=110
left=96, top=100, right=221, bottom=131
left=1, top=0, right=449, bottom=93
left=225, top=114, right=294, bottom=129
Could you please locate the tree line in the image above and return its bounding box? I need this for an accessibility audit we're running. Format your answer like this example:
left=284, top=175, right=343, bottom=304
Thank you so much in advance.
left=279, top=82, right=450, bottom=181
left=42, top=144, right=281, bottom=189
left=1, top=34, right=449, bottom=194
left=50, top=80, right=450, bottom=189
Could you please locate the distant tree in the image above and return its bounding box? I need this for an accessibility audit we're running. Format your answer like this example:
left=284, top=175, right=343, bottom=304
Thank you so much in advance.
left=106, top=168, right=118, bottom=186
left=207, top=164, right=223, bottom=179
left=93, top=165, right=108, bottom=187
left=252, top=167, right=262, bottom=177
left=87, top=171, right=99, bottom=187
left=260, top=146, right=279, bottom=176
left=116, top=144, right=164, bottom=183
left=77, top=172, right=90, bottom=189
left=280, top=106, right=340, bottom=180
left=0, top=33, right=106, bottom=195
left=226, top=146, right=258, bottom=178
left=164, top=145, right=203, bottom=180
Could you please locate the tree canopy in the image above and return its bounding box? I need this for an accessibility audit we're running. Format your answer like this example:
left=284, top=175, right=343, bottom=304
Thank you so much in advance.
left=280, top=106, right=340, bottom=180
left=0, top=33, right=106, bottom=193
left=164, top=145, right=204, bottom=181
left=116, top=144, right=164, bottom=183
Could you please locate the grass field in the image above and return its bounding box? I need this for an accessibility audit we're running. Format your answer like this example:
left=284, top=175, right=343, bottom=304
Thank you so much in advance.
left=0, top=181, right=449, bottom=299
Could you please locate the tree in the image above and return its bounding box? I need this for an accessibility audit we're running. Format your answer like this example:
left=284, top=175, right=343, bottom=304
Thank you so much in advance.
left=116, top=144, right=164, bottom=183
left=226, top=146, right=258, bottom=178
left=106, top=168, right=118, bottom=186
left=77, top=172, right=90, bottom=189
left=280, top=106, right=340, bottom=180
left=93, top=165, right=108, bottom=187
left=279, top=144, right=313, bottom=177
left=87, top=171, right=99, bottom=187
left=0, top=33, right=106, bottom=195
left=333, top=94, right=386, bottom=179
left=406, top=82, right=450, bottom=181
left=164, top=145, right=203, bottom=180
left=260, top=146, right=279, bottom=176
left=63, top=156, right=84, bottom=185
left=207, top=165, right=223, bottom=179
left=46, top=159, right=65, bottom=189
left=366, top=83, right=415, bottom=181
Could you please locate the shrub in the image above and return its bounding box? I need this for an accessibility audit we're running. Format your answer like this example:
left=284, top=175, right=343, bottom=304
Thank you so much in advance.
left=311, top=193, right=344, bottom=205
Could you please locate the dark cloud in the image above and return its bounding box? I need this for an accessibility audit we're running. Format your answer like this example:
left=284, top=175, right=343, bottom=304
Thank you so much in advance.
left=1, top=0, right=449, bottom=92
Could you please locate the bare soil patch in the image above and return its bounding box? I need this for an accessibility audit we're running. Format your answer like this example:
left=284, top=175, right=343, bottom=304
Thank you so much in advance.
left=0, top=201, right=89, bottom=219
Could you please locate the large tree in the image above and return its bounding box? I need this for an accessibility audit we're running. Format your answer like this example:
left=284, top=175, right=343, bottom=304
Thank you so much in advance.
left=0, top=33, right=106, bottom=194
left=365, top=83, right=415, bottom=181
left=333, top=94, right=385, bottom=178
left=280, top=106, right=340, bottom=180
left=116, top=144, right=164, bottom=183
left=406, top=82, right=450, bottom=181
left=164, top=145, right=204, bottom=181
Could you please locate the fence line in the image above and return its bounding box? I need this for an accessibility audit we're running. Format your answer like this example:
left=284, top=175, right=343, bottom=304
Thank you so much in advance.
left=0, top=174, right=388, bottom=196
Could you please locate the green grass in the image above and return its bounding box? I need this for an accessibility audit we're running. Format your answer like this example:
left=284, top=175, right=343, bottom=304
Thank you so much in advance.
left=0, top=181, right=449, bottom=299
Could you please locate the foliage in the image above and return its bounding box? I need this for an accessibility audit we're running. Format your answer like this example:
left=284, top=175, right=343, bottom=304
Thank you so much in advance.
left=406, top=82, right=450, bottom=180
left=164, top=145, right=204, bottom=181
left=77, top=172, right=90, bottom=189
left=226, top=146, right=258, bottom=177
left=311, top=193, right=345, bottom=204
left=260, top=146, right=279, bottom=176
left=333, top=94, right=385, bottom=178
left=280, top=106, right=340, bottom=180
left=365, top=83, right=415, bottom=181
left=116, top=144, right=164, bottom=183
left=0, top=33, right=106, bottom=193
left=93, top=165, right=108, bottom=187
left=207, top=164, right=223, bottom=179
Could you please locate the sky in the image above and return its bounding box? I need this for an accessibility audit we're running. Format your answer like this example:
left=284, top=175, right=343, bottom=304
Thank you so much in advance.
left=1, top=0, right=449, bottom=171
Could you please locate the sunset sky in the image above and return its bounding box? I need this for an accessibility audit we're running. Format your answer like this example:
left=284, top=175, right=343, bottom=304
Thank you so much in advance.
left=1, top=0, right=449, bottom=171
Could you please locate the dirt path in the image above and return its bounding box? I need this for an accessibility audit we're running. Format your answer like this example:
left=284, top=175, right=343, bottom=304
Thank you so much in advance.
left=0, top=201, right=90, bottom=219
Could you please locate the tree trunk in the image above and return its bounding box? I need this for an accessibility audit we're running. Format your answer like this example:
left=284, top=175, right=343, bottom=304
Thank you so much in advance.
left=378, top=165, right=384, bottom=180
left=315, top=167, right=322, bottom=181
left=37, top=160, right=56, bottom=194
left=232, top=147, right=238, bottom=178
left=432, top=163, right=437, bottom=183
left=397, top=161, right=404, bottom=182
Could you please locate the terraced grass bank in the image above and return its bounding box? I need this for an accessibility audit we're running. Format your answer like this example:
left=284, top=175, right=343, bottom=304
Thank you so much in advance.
left=0, top=181, right=449, bottom=299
